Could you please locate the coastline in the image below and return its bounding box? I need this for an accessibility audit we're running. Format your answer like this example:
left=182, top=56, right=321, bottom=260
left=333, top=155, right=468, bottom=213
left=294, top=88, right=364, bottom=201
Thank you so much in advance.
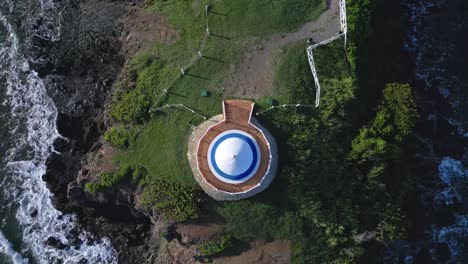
left=36, top=1, right=154, bottom=262
left=39, top=0, right=409, bottom=262
left=32, top=0, right=467, bottom=262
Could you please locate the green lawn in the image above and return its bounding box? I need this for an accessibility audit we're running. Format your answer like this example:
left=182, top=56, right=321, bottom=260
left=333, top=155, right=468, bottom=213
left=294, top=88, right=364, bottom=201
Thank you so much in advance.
left=114, top=0, right=326, bottom=185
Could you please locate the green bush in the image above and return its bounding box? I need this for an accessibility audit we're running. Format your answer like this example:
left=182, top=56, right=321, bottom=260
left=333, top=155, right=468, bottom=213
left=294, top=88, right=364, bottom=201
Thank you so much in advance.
left=84, top=182, right=100, bottom=194
left=104, top=127, right=135, bottom=148
left=140, top=178, right=203, bottom=222
left=85, top=165, right=148, bottom=193
left=375, top=204, right=406, bottom=243
left=333, top=247, right=365, bottom=264
left=349, top=129, right=388, bottom=162
left=381, top=83, right=418, bottom=141
left=110, top=89, right=151, bottom=123
left=199, top=235, right=234, bottom=257
left=346, top=0, right=373, bottom=69
left=349, top=83, right=417, bottom=182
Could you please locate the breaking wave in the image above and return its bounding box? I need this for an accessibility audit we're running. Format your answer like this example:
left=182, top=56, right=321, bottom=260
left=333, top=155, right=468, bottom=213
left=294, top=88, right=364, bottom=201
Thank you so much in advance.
left=0, top=231, right=28, bottom=264
left=396, top=0, right=468, bottom=262
left=433, top=158, right=468, bottom=258
left=0, top=0, right=117, bottom=263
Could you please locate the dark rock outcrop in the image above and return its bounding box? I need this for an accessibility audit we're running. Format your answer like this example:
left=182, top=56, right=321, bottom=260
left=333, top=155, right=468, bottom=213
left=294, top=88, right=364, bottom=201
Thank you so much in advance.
left=31, top=1, right=152, bottom=263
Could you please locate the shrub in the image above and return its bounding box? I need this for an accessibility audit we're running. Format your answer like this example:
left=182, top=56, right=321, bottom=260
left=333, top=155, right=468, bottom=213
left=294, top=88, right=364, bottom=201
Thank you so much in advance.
left=84, top=182, right=100, bottom=194
left=349, top=129, right=388, bottom=162
left=375, top=204, right=406, bottom=243
left=85, top=165, right=148, bottom=193
left=349, top=83, right=417, bottom=181
left=140, top=179, right=203, bottom=222
left=199, top=235, right=234, bottom=257
left=381, top=83, right=418, bottom=141
left=110, top=89, right=151, bottom=123
left=333, top=247, right=365, bottom=264
left=104, top=127, right=135, bottom=148
left=346, top=0, right=373, bottom=69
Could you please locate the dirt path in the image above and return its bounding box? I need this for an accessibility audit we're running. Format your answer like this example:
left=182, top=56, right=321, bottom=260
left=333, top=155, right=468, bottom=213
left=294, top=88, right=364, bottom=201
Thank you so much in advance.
left=213, top=240, right=291, bottom=264
left=222, top=0, right=340, bottom=99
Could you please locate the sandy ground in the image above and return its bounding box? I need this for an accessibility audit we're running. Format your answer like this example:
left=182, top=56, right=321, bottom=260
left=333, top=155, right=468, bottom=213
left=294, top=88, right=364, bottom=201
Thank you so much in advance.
left=222, top=0, right=340, bottom=99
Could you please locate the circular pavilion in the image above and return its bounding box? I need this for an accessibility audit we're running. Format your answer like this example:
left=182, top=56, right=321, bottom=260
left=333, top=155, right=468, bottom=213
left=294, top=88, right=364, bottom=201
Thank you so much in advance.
left=187, top=100, right=278, bottom=201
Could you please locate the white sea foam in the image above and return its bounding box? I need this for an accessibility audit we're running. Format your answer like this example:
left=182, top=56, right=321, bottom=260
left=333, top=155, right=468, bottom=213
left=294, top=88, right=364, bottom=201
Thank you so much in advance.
left=434, top=215, right=468, bottom=258
left=402, top=0, right=468, bottom=261
left=434, top=187, right=462, bottom=207
left=0, top=3, right=117, bottom=263
left=35, top=0, right=63, bottom=41
left=405, top=0, right=467, bottom=138
left=0, top=231, right=29, bottom=264
left=438, top=158, right=468, bottom=186
left=433, top=158, right=468, bottom=257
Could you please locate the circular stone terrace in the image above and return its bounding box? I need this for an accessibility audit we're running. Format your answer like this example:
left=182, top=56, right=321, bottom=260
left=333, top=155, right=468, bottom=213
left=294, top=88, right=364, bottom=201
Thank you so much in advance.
left=187, top=100, right=278, bottom=201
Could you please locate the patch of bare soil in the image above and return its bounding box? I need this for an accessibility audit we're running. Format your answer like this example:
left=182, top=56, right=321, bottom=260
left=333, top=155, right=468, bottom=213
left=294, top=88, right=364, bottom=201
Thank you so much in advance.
left=213, top=240, right=291, bottom=264
left=120, top=6, right=179, bottom=58
left=83, top=143, right=118, bottom=176
left=176, top=223, right=221, bottom=244
left=154, top=236, right=290, bottom=264
left=222, top=0, right=340, bottom=99
left=155, top=239, right=201, bottom=264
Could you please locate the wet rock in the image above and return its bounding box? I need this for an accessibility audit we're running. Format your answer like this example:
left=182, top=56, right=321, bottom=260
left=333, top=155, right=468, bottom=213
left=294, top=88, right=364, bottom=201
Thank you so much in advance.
left=414, top=248, right=433, bottom=264
left=435, top=243, right=451, bottom=262
left=77, top=258, right=88, bottom=264
left=46, top=236, right=67, bottom=250
left=56, top=113, right=83, bottom=141
left=52, top=136, right=71, bottom=153
left=433, top=135, right=465, bottom=158
left=68, top=185, right=85, bottom=201
left=30, top=209, right=38, bottom=218
left=434, top=207, right=455, bottom=228
left=33, top=0, right=162, bottom=263
left=427, top=5, right=442, bottom=14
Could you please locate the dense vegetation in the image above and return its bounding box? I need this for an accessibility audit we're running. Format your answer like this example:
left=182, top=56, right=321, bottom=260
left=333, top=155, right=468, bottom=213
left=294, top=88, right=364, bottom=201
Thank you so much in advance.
left=346, top=0, right=373, bottom=69
left=198, top=235, right=234, bottom=257
left=88, top=0, right=419, bottom=262
left=85, top=164, right=203, bottom=222
left=235, top=40, right=415, bottom=262
left=140, top=178, right=204, bottom=222
left=104, top=127, right=136, bottom=148
left=85, top=165, right=147, bottom=193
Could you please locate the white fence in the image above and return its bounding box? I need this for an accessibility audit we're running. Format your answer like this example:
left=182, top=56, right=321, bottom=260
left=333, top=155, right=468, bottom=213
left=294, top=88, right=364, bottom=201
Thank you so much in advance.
left=150, top=104, right=207, bottom=120
left=307, top=0, right=348, bottom=107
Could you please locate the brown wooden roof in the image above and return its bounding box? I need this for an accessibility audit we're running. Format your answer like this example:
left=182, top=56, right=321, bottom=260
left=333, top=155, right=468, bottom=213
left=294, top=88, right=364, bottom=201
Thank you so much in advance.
left=197, top=100, right=271, bottom=193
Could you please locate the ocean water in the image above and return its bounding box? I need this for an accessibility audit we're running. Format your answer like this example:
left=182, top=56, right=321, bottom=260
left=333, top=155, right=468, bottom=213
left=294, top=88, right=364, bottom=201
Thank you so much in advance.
left=0, top=0, right=117, bottom=263
left=384, top=0, right=467, bottom=263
